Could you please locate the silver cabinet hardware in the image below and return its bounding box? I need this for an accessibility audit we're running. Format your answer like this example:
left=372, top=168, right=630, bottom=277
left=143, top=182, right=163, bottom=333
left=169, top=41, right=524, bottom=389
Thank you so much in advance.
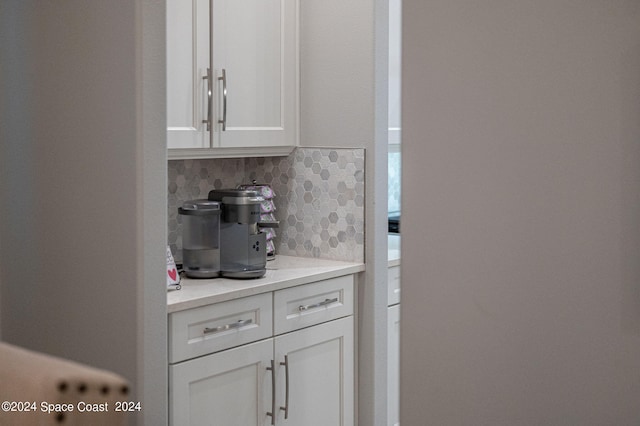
left=218, top=68, right=227, bottom=131
left=203, top=318, right=253, bottom=335
left=298, top=298, right=339, bottom=312
left=266, top=360, right=276, bottom=425
left=279, top=355, right=289, bottom=419
left=202, top=68, right=212, bottom=131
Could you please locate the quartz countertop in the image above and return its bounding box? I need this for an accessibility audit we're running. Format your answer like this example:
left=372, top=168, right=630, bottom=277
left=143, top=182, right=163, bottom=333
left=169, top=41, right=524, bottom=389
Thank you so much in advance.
left=167, top=255, right=365, bottom=313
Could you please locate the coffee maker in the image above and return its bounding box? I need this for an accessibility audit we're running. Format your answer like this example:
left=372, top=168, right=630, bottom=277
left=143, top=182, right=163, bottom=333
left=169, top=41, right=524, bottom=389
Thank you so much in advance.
left=178, top=199, right=221, bottom=278
left=208, top=189, right=274, bottom=279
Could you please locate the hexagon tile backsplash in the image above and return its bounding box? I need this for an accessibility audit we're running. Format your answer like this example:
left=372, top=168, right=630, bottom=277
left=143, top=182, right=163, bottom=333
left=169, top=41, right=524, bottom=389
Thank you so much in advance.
left=168, top=147, right=365, bottom=263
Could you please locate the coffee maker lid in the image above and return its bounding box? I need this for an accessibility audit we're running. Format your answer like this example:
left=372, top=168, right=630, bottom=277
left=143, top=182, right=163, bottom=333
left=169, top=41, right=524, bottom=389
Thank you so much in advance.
left=208, top=189, right=262, bottom=205
left=178, top=199, right=221, bottom=216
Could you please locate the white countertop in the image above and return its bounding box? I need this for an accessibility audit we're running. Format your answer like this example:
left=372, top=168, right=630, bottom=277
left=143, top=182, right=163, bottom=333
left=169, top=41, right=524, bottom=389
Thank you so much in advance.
left=167, top=255, right=365, bottom=313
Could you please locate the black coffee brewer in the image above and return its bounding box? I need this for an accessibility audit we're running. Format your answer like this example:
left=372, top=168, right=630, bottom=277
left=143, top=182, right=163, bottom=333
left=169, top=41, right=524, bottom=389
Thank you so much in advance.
left=208, top=189, right=278, bottom=279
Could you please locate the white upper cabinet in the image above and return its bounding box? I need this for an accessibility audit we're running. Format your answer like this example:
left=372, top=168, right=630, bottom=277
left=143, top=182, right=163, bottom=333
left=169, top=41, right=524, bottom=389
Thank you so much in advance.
left=167, top=0, right=210, bottom=150
left=167, top=0, right=299, bottom=159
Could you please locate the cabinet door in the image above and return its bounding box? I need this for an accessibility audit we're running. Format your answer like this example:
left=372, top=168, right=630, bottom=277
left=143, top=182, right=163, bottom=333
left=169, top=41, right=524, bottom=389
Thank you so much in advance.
left=170, top=339, right=273, bottom=426
left=388, top=265, right=401, bottom=306
left=167, top=0, right=211, bottom=149
left=274, top=316, right=354, bottom=426
left=387, top=305, right=400, bottom=426
left=212, top=0, right=297, bottom=149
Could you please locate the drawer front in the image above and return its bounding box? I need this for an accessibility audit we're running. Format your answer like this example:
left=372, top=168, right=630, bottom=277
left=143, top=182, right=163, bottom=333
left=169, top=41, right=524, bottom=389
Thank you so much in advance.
left=274, top=274, right=354, bottom=335
left=387, top=266, right=401, bottom=306
left=169, top=292, right=273, bottom=363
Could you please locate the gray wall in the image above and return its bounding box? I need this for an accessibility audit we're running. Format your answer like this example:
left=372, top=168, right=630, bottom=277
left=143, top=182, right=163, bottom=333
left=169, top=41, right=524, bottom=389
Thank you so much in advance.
left=300, top=1, right=390, bottom=425
left=401, top=0, right=640, bottom=424
left=0, top=2, right=167, bottom=425
left=299, top=0, right=375, bottom=148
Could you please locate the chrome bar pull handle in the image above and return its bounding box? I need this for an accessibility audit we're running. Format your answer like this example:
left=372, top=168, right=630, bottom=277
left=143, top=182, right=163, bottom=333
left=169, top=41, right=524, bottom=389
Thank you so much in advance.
left=279, top=355, right=289, bottom=419
left=266, top=360, right=276, bottom=425
left=298, top=297, right=339, bottom=312
left=203, top=318, right=252, bottom=335
left=202, top=68, right=212, bottom=131
left=218, top=68, right=227, bottom=131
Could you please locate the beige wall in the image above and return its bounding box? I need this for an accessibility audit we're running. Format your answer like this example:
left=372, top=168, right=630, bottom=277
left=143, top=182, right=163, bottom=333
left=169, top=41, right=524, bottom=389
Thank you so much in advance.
left=401, top=0, right=640, bottom=424
left=0, top=2, right=167, bottom=425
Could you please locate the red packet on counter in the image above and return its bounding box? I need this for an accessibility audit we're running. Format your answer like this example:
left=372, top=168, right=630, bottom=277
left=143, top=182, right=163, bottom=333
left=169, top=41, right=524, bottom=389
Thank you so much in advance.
left=167, top=246, right=181, bottom=289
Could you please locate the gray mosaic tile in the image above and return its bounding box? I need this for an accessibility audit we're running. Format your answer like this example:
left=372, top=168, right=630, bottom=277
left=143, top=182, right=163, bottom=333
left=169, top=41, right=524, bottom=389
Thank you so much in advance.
left=258, top=147, right=365, bottom=262
left=167, top=158, right=247, bottom=260
left=167, top=147, right=365, bottom=263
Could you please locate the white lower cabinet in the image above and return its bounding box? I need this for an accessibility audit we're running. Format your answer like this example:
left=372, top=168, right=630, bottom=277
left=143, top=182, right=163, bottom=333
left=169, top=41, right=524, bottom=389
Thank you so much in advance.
left=170, top=339, right=273, bottom=425
left=387, top=304, right=400, bottom=426
left=169, top=275, right=355, bottom=426
left=387, top=264, right=401, bottom=426
left=274, top=317, right=354, bottom=426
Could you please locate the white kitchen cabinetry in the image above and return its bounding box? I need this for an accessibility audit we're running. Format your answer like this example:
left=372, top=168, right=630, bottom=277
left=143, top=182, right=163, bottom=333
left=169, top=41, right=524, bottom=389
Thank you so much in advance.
left=274, top=318, right=354, bottom=426
left=167, top=0, right=299, bottom=159
left=387, top=304, right=400, bottom=426
left=387, top=265, right=400, bottom=426
left=169, top=274, right=355, bottom=426
left=387, top=264, right=401, bottom=307
left=171, top=339, right=273, bottom=425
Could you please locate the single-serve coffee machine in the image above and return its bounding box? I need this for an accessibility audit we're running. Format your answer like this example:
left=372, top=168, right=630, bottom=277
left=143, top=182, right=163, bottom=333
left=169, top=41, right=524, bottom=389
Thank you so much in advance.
left=178, top=199, right=221, bottom=278
left=208, top=189, right=277, bottom=279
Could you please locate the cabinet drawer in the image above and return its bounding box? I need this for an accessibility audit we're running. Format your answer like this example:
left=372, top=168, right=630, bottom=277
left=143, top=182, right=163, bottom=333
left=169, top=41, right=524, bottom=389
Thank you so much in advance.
left=169, top=292, right=272, bottom=363
left=274, top=274, right=354, bottom=335
left=387, top=266, right=401, bottom=306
